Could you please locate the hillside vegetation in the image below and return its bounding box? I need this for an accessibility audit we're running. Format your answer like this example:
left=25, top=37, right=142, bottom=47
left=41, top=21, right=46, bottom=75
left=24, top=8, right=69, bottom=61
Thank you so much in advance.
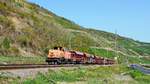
left=1, top=65, right=149, bottom=84
left=0, top=0, right=150, bottom=64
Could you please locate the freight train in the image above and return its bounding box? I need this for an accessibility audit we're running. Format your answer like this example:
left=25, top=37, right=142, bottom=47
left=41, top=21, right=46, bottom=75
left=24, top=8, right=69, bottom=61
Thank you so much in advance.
left=46, top=47, right=115, bottom=65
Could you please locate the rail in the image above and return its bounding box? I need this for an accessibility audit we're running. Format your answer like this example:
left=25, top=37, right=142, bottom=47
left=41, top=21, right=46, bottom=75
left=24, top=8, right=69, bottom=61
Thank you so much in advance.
left=0, top=64, right=76, bottom=70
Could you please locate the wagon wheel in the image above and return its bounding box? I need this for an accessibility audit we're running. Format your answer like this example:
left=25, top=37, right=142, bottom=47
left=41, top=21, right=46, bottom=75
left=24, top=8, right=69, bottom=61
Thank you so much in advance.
left=48, top=62, right=52, bottom=65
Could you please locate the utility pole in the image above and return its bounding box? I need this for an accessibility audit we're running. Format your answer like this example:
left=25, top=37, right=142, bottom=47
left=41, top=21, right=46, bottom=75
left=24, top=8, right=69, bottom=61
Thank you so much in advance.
left=106, top=45, right=109, bottom=65
left=69, top=33, right=72, bottom=50
left=115, top=29, right=119, bottom=64
left=69, top=32, right=76, bottom=50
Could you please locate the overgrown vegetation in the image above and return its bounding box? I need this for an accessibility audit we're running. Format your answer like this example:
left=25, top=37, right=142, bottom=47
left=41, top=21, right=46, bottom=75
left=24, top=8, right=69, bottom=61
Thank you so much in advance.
left=0, top=76, right=16, bottom=84
left=0, top=55, right=45, bottom=64
left=11, top=65, right=149, bottom=84
left=129, top=69, right=150, bottom=84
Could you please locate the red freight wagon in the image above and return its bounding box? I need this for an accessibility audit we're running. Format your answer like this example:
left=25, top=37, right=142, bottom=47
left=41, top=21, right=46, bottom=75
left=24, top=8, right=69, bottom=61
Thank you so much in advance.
left=70, top=51, right=86, bottom=64
left=86, top=54, right=95, bottom=64
left=105, top=59, right=115, bottom=65
left=93, top=56, right=104, bottom=64
left=94, top=57, right=101, bottom=64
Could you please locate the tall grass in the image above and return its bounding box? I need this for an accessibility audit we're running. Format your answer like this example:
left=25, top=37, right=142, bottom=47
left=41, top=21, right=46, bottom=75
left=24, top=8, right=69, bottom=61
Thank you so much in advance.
left=0, top=56, right=45, bottom=64
left=13, top=65, right=150, bottom=84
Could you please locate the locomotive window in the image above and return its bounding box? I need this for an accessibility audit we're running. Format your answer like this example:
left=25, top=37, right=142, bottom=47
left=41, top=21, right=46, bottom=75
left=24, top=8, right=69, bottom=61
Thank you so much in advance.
left=54, top=47, right=58, bottom=50
left=59, top=47, right=62, bottom=50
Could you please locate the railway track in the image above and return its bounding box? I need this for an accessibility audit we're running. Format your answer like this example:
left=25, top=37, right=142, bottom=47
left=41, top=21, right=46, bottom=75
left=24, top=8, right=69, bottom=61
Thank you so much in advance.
left=0, top=64, right=107, bottom=70
left=0, top=64, right=78, bottom=70
left=0, top=63, right=114, bottom=70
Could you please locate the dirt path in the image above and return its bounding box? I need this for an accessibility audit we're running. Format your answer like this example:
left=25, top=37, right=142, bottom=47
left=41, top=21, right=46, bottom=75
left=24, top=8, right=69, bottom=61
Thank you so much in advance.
left=0, top=67, right=77, bottom=78
left=0, top=68, right=48, bottom=78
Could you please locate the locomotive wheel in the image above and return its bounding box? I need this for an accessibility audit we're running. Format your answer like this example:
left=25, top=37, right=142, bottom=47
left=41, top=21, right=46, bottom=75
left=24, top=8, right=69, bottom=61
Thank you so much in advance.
left=48, top=62, right=52, bottom=65
left=54, top=62, right=57, bottom=65
left=52, top=62, right=55, bottom=65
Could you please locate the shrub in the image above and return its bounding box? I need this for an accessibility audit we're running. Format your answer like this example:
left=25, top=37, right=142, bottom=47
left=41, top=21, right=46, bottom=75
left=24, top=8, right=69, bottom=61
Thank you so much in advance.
left=10, top=46, right=20, bottom=55
left=129, top=69, right=150, bottom=83
left=2, top=37, right=11, bottom=49
left=129, top=70, right=143, bottom=78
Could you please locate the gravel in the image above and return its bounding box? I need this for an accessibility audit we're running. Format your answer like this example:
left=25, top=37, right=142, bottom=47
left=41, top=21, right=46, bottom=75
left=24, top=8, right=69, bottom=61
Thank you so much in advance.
left=0, top=68, right=50, bottom=78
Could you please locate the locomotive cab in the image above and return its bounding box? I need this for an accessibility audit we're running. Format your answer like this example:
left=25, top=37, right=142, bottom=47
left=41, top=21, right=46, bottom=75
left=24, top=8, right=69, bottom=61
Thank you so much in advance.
left=54, top=47, right=64, bottom=51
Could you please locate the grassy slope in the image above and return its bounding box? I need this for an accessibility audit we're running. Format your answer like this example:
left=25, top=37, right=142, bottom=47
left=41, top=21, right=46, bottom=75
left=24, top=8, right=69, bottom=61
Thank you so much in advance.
left=0, top=0, right=149, bottom=64
left=0, top=55, right=45, bottom=64
left=9, top=65, right=149, bottom=84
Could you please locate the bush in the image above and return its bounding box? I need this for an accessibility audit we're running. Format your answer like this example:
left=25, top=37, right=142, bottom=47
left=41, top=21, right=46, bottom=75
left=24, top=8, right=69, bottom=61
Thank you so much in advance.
left=10, top=46, right=20, bottom=55
left=129, top=70, right=143, bottom=78
left=2, top=37, right=11, bottom=49
left=129, top=69, right=150, bottom=83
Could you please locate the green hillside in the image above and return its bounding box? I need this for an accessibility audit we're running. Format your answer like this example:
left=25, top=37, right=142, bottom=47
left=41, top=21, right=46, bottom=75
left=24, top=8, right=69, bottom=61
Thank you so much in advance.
left=0, top=0, right=150, bottom=64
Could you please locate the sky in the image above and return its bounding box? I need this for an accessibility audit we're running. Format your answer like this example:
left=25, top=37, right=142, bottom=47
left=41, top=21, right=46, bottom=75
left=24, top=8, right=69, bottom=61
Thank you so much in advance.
left=28, top=0, right=150, bottom=42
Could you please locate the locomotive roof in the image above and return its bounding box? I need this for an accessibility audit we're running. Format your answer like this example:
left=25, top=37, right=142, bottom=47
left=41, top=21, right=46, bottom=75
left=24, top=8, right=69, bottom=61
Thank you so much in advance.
left=75, top=51, right=84, bottom=55
left=69, top=51, right=84, bottom=55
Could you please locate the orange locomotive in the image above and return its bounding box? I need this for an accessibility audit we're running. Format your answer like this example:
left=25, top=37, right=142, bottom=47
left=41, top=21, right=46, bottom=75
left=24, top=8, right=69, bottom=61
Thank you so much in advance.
left=46, top=47, right=115, bottom=65
left=46, top=47, right=71, bottom=64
